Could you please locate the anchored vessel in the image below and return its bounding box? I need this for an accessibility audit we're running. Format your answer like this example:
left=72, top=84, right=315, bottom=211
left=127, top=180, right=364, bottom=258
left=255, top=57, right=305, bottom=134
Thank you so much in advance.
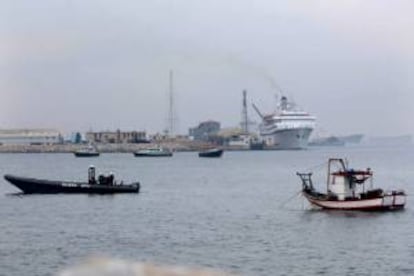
left=254, top=96, right=316, bottom=149
left=297, top=158, right=406, bottom=211
left=198, top=148, right=223, bottom=158
left=4, top=166, right=139, bottom=194
left=73, top=145, right=100, bottom=157
left=133, top=147, right=173, bottom=157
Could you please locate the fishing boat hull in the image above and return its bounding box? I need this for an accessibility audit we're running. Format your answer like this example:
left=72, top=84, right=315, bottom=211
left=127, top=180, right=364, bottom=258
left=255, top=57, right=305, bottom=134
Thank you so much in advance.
left=303, top=191, right=406, bottom=211
left=4, top=174, right=140, bottom=194
left=198, top=149, right=223, bottom=158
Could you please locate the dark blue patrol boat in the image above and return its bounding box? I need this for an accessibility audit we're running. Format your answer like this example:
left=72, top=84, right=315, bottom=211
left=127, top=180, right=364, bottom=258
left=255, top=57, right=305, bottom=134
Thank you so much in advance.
left=4, top=166, right=140, bottom=194
left=198, top=148, right=224, bottom=158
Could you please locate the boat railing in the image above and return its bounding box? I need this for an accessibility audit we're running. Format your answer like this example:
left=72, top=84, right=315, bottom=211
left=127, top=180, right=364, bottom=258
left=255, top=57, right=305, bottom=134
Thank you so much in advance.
left=296, top=172, right=313, bottom=191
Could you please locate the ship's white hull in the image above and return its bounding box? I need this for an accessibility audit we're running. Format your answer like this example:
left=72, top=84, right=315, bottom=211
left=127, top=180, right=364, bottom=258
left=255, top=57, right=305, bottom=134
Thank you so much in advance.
left=303, top=192, right=406, bottom=211
left=261, top=128, right=313, bottom=149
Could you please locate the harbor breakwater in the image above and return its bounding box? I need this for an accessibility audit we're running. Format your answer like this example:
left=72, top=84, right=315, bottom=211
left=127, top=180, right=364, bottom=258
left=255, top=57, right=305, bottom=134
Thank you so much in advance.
left=0, top=141, right=213, bottom=153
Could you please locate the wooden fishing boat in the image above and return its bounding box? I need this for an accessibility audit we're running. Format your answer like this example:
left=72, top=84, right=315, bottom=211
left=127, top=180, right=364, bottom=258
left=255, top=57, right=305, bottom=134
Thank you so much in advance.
left=198, top=148, right=223, bottom=158
left=297, top=158, right=406, bottom=211
left=4, top=166, right=139, bottom=194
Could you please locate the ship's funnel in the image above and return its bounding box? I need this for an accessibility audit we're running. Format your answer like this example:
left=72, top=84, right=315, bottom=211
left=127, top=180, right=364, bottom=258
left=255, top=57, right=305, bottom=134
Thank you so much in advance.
left=281, top=96, right=288, bottom=111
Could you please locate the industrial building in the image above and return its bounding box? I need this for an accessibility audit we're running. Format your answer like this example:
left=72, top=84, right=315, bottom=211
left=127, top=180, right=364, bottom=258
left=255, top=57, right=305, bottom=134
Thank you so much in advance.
left=189, top=121, right=221, bottom=141
left=86, top=130, right=147, bottom=144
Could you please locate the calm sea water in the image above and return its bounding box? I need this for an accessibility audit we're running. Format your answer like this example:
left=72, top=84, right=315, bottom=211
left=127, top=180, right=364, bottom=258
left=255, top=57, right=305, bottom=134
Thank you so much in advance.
left=1, top=146, right=414, bottom=276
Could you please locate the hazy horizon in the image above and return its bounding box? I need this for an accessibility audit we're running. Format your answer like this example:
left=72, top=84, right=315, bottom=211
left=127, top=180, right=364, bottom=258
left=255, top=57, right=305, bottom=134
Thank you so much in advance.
left=1, top=1, right=413, bottom=136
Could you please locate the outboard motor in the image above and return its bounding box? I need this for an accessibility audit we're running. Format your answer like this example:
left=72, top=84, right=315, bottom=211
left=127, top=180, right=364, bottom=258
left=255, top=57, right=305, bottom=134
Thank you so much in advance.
left=109, top=172, right=114, bottom=185
left=88, top=165, right=96, bottom=184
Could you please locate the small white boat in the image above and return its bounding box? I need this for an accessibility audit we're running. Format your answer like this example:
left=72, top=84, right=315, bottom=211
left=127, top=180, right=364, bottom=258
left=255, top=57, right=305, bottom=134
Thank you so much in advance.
left=297, top=158, right=406, bottom=211
left=133, top=147, right=173, bottom=157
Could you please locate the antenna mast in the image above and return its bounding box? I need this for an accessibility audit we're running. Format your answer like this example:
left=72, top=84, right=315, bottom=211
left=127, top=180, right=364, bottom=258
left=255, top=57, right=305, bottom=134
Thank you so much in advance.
left=167, top=70, right=175, bottom=137
left=241, top=90, right=249, bottom=134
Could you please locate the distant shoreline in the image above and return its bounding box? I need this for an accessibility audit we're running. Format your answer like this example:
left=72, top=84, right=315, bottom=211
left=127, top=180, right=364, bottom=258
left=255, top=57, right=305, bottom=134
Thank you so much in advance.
left=0, top=141, right=215, bottom=153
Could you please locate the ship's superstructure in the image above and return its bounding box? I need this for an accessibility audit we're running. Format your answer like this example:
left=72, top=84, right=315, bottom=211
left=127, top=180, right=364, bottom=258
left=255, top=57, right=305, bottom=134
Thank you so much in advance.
left=256, top=96, right=316, bottom=149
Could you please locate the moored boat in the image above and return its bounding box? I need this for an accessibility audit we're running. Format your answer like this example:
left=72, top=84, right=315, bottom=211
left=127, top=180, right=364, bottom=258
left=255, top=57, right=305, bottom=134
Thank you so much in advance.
left=73, top=145, right=100, bottom=157
left=254, top=96, right=316, bottom=149
left=297, top=158, right=406, bottom=211
left=133, top=147, right=173, bottom=157
left=4, top=166, right=139, bottom=194
left=198, top=148, right=223, bottom=158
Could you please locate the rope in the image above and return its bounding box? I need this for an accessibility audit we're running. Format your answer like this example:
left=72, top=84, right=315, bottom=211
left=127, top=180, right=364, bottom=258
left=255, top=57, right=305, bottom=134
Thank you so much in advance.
left=302, top=160, right=328, bottom=173
left=278, top=190, right=302, bottom=209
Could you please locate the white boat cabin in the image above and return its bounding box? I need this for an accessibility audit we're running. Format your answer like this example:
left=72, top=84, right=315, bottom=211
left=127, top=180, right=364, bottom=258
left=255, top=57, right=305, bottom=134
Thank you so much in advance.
left=327, top=159, right=373, bottom=200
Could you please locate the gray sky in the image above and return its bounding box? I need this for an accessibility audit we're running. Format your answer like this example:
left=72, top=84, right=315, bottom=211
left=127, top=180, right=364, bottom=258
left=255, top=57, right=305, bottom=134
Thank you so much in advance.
left=1, top=0, right=413, bottom=136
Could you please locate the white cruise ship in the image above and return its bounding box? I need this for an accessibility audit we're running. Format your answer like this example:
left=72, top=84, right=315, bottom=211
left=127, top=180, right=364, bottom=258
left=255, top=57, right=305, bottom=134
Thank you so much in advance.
left=258, top=96, right=316, bottom=149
